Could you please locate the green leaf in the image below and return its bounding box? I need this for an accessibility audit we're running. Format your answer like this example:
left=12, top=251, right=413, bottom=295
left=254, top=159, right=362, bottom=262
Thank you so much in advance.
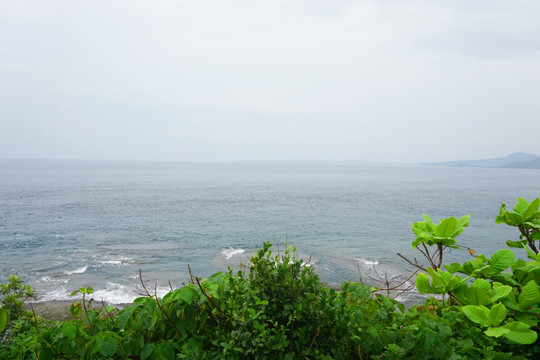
left=462, top=305, right=490, bottom=327
left=450, top=214, right=470, bottom=238
left=464, top=286, right=490, bottom=305
left=515, top=312, right=539, bottom=327
left=523, top=198, right=540, bottom=219
left=518, top=280, right=540, bottom=309
left=506, top=240, right=526, bottom=248
left=427, top=268, right=444, bottom=286
left=508, top=212, right=524, bottom=225
left=416, top=273, right=432, bottom=294
left=484, top=326, right=509, bottom=338
left=436, top=217, right=457, bottom=238
left=489, top=285, right=512, bottom=303
left=97, top=336, right=118, bottom=357
left=70, top=302, right=82, bottom=318
left=444, top=263, right=463, bottom=274
left=524, top=246, right=540, bottom=262
left=0, top=308, right=8, bottom=333
left=489, top=303, right=507, bottom=327
left=513, top=197, right=530, bottom=216
left=62, top=322, right=77, bottom=340
left=495, top=203, right=507, bottom=224
left=141, top=343, right=155, bottom=360
left=471, top=279, right=491, bottom=293
left=179, top=287, right=197, bottom=305
left=423, top=214, right=437, bottom=230
left=456, top=214, right=470, bottom=229
left=487, top=249, right=515, bottom=274
left=154, top=342, right=175, bottom=359
left=502, top=321, right=538, bottom=344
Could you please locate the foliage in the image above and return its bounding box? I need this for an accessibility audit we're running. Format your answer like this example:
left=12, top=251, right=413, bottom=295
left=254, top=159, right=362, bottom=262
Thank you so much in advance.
left=1, top=197, right=540, bottom=359
left=496, top=197, right=540, bottom=253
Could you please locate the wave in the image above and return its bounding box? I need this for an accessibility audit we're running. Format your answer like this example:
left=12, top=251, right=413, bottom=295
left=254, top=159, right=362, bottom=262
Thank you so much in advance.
left=65, top=266, right=87, bottom=275
left=356, top=258, right=379, bottom=266
left=222, top=248, right=245, bottom=260
left=35, top=282, right=173, bottom=305
left=98, top=260, right=123, bottom=265
left=93, top=254, right=134, bottom=266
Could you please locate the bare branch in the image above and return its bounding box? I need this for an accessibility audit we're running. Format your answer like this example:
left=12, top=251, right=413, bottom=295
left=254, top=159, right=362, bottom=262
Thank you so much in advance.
left=397, top=253, right=427, bottom=272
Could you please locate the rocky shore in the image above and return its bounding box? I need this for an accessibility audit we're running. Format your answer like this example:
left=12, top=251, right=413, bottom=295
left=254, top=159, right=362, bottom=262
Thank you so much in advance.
left=26, top=300, right=131, bottom=322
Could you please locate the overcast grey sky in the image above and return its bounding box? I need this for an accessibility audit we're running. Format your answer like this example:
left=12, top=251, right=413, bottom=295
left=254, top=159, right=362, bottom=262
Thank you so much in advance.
left=1, top=0, right=539, bottom=163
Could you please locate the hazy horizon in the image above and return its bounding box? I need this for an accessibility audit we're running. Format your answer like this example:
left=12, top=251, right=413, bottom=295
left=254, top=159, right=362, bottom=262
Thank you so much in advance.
left=2, top=1, right=539, bottom=163
left=2, top=151, right=538, bottom=165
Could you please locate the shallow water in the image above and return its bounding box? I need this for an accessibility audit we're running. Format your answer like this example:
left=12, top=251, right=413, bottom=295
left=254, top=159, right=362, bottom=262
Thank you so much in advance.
left=1, top=159, right=538, bottom=304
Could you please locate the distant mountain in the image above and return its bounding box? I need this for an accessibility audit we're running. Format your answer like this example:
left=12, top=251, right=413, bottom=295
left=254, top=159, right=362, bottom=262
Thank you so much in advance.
left=422, top=152, right=540, bottom=169
left=504, top=157, right=540, bottom=169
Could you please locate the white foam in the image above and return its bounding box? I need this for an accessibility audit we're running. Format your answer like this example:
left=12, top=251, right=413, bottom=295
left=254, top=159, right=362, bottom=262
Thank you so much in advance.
left=65, top=266, right=87, bottom=275
left=94, top=255, right=133, bottom=266
left=357, top=258, right=379, bottom=266
left=35, top=282, right=172, bottom=305
left=222, top=248, right=245, bottom=260
left=90, top=283, right=141, bottom=304
left=99, top=260, right=122, bottom=265
left=36, top=286, right=71, bottom=302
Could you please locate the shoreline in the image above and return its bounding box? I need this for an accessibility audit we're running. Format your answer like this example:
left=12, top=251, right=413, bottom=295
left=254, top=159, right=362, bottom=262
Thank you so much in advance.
left=26, top=300, right=132, bottom=322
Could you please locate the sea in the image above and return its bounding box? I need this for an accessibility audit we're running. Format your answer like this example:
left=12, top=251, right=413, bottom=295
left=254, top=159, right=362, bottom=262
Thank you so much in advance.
left=1, top=159, right=539, bottom=305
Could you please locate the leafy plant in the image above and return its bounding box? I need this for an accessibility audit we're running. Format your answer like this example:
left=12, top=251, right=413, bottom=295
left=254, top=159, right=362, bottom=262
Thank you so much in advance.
left=496, top=197, right=540, bottom=253
left=399, top=214, right=470, bottom=271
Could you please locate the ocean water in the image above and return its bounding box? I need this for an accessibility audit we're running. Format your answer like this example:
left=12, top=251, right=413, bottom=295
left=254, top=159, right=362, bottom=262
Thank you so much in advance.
left=1, top=159, right=539, bottom=304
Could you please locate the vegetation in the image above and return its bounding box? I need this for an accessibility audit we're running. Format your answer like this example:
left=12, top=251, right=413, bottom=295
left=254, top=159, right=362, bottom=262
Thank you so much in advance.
left=1, top=197, right=540, bottom=359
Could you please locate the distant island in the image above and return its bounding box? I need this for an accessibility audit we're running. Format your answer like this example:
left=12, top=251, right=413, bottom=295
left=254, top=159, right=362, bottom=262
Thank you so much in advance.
left=421, top=152, right=540, bottom=169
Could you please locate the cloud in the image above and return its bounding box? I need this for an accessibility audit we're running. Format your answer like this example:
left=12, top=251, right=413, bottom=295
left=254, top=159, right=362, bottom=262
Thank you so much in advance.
left=1, top=1, right=539, bottom=162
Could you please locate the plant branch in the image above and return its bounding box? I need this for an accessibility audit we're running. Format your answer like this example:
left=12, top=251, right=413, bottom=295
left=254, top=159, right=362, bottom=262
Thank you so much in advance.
left=138, top=269, right=183, bottom=338
left=195, top=276, right=228, bottom=324
left=397, top=253, right=427, bottom=272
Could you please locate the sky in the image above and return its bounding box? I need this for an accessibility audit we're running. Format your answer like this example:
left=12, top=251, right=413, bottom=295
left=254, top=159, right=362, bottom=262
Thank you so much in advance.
left=1, top=0, right=539, bottom=163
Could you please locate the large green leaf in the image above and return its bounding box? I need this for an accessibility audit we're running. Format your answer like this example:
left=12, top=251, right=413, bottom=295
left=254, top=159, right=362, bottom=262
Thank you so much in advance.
left=416, top=273, right=433, bottom=294
left=423, top=214, right=437, bottom=231
left=489, top=303, right=507, bottom=327
left=471, top=279, right=491, bottom=293
left=507, top=212, right=524, bottom=225
left=487, top=249, right=515, bottom=274
left=484, top=326, right=509, bottom=338
left=450, top=214, right=470, bottom=238
left=502, top=321, right=538, bottom=344
left=436, top=217, right=457, bottom=238
left=444, top=263, right=463, bottom=274
left=518, top=280, right=540, bottom=309
left=179, top=286, right=197, bottom=305
left=489, top=285, right=512, bottom=303
left=464, top=286, right=490, bottom=305
left=513, top=197, right=530, bottom=216
left=523, top=198, right=540, bottom=219
left=62, top=322, right=77, bottom=340
left=506, top=240, right=527, bottom=248
left=0, top=308, right=8, bottom=333
left=525, top=246, right=540, bottom=262
left=141, top=343, right=155, bottom=360
left=97, top=335, right=118, bottom=357
left=462, top=305, right=490, bottom=327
